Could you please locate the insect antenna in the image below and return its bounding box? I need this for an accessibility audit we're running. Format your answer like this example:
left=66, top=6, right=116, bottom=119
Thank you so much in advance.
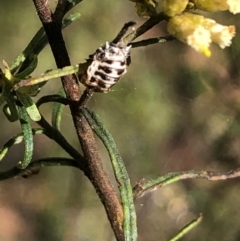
left=112, top=21, right=136, bottom=44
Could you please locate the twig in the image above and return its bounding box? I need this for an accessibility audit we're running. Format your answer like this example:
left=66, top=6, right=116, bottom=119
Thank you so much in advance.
left=133, top=168, right=240, bottom=198
left=124, top=12, right=168, bottom=43
left=131, top=35, right=175, bottom=48
left=54, top=0, right=83, bottom=22
left=0, top=157, right=78, bottom=181
left=54, top=0, right=69, bottom=22
left=35, top=95, right=86, bottom=169
left=32, top=1, right=124, bottom=240
left=36, top=94, right=69, bottom=106
left=78, top=88, right=94, bottom=107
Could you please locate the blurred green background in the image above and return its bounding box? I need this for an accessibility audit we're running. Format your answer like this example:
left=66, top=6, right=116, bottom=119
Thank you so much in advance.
left=0, top=0, right=240, bottom=240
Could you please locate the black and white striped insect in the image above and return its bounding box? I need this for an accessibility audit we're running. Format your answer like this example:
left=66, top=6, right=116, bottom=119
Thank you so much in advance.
left=80, top=21, right=136, bottom=93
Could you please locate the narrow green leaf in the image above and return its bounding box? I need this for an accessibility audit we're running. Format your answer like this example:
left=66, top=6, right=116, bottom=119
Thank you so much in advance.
left=1, top=64, right=19, bottom=122
left=168, top=214, right=203, bottom=241
left=16, top=104, right=34, bottom=169
left=81, top=108, right=137, bottom=241
left=0, top=96, right=5, bottom=107
left=0, top=128, right=44, bottom=162
left=3, top=104, right=18, bottom=122
left=14, top=63, right=85, bottom=90
left=16, top=80, right=48, bottom=96
left=51, top=87, right=66, bottom=130
left=14, top=54, right=38, bottom=79
left=16, top=92, right=41, bottom=121
left=2, top=80, right=18, bottom=122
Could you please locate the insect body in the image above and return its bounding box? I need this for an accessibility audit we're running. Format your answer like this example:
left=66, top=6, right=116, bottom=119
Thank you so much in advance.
left=80, top=21, right=136, bottom=93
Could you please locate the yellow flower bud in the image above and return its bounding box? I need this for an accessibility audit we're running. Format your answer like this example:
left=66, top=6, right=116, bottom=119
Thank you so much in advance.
left=191, top=0, right=240, bottom=14
left=162, top=0, right=189, bottom=17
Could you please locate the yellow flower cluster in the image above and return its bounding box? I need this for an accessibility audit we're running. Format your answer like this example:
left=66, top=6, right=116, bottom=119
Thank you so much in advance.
left=129, top=0, right=238, bottom=56
left=167, top=13, right=236, bottom=56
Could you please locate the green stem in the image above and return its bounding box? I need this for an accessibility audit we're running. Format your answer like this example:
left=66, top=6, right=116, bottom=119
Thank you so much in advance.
left=16, top=103, right=34, bottom=169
